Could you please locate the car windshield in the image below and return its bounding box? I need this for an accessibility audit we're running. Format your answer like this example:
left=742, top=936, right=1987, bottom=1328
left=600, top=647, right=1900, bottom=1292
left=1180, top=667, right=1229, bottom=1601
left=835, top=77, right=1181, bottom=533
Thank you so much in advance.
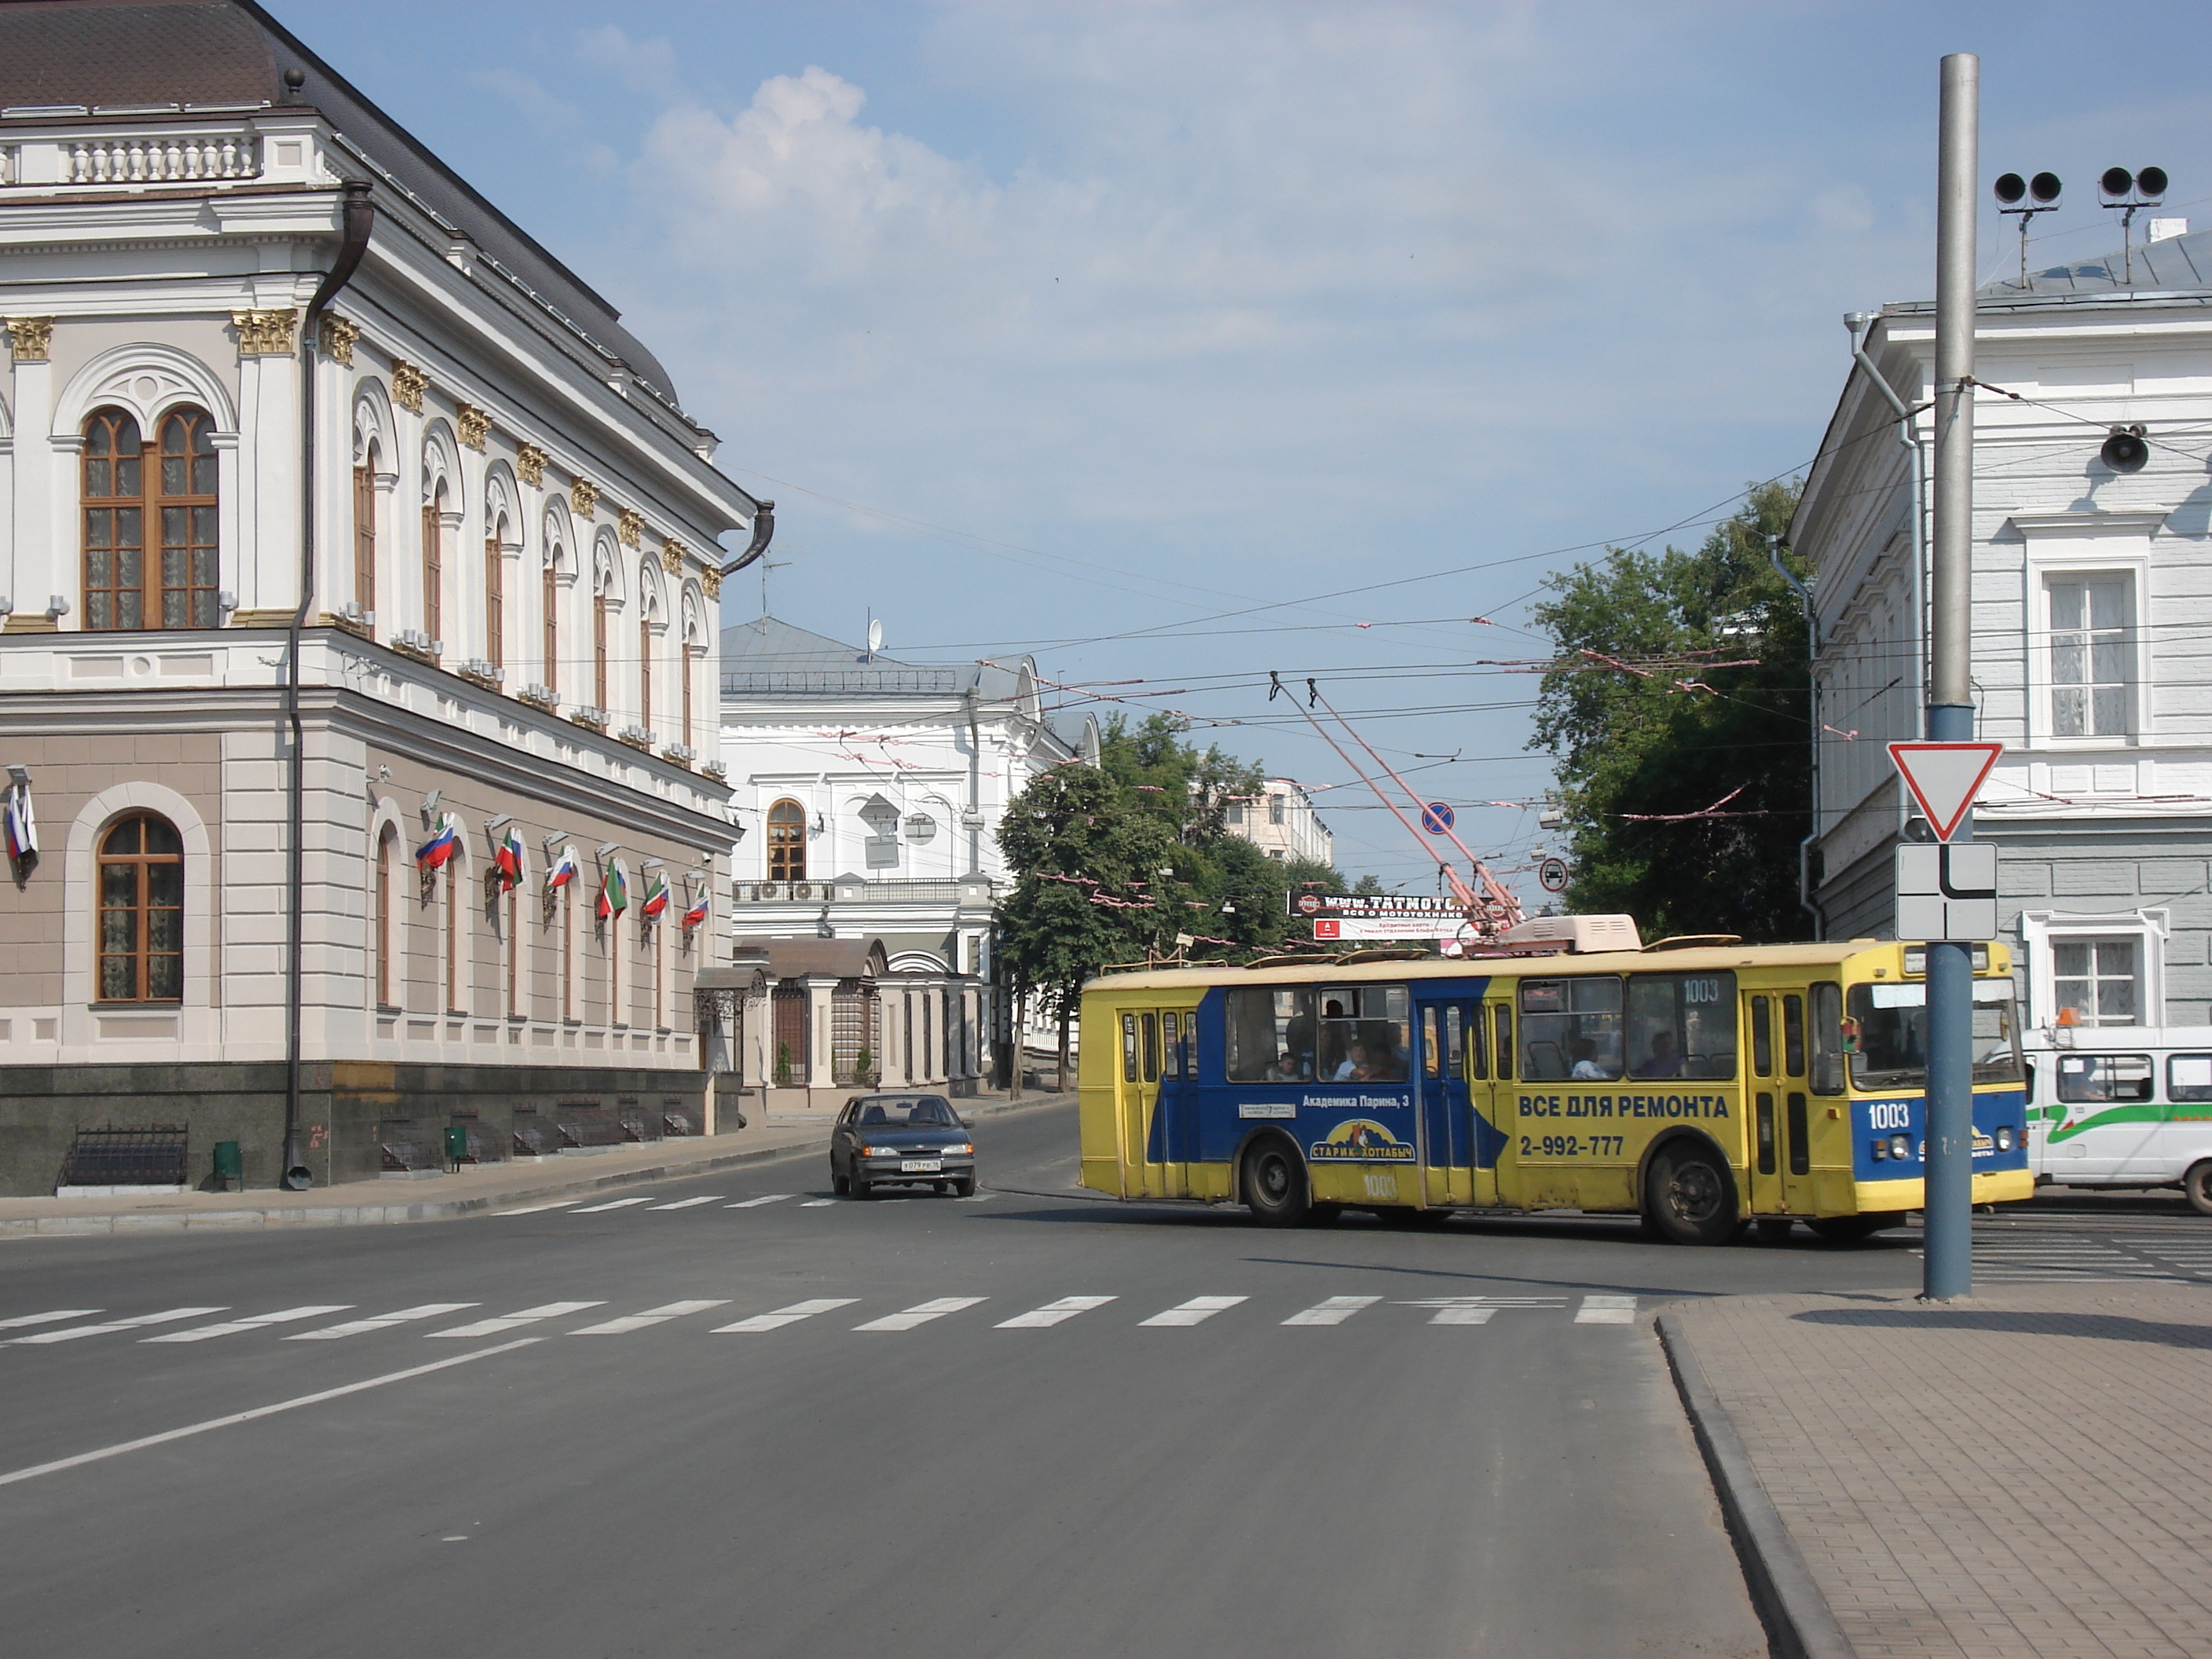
left=854, top=1097, right=958, bottom=1128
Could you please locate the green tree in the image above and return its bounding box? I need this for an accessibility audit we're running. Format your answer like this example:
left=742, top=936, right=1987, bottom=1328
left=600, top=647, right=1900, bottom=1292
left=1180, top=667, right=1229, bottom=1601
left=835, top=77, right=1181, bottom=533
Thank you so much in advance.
left=1528, top=479, right=1811, bottom=942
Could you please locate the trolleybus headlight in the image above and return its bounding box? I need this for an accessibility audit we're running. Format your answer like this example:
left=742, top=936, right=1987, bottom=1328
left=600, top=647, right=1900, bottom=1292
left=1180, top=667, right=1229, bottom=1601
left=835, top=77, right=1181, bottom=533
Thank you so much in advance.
left=1888, top=1133, right=1912, bottom=1161
left=1994, top=1124, right=2015, bottom=1152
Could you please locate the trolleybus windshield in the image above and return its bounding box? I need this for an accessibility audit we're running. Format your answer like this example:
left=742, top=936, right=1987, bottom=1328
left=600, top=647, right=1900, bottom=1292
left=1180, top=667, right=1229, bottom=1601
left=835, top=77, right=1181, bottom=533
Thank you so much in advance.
left=1845, top=979, right=2023, bottom=1090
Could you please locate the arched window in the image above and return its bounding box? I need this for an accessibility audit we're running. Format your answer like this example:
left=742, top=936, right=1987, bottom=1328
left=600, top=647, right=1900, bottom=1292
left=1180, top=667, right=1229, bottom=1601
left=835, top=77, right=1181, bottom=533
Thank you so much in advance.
left=97, top=813, right=184, bottom=1002
left=593, top=564, right=611, bottom=712
left=639, top=613, right=653, bottom=734
left=542, top=525, right=564, bottom=699
left=374, top=824, right=397, bottom=1008
left=485, top=515, right=507, bottom=671
left=83, top=406, right=219, bottom=630
left=422, top=482, right=445, bottom=650
left=768, top=799, right=807, bottom=882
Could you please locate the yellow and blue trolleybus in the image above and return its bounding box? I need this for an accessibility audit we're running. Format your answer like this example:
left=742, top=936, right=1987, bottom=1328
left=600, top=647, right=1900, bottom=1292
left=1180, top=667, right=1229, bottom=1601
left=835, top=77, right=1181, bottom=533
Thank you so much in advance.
left=1079, top=921, right=2031, bottom=1242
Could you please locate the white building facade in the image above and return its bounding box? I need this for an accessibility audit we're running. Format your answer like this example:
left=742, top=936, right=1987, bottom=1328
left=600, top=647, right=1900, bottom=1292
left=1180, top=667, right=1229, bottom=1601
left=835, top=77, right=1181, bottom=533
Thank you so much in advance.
left=1225, top=778, right=1333, bottom=866
left=717, top=617, right=1098, bottom=1101
left=0, top=2, right=760, bottom=1192
left=1796, top=225, right=2212, bottom=1028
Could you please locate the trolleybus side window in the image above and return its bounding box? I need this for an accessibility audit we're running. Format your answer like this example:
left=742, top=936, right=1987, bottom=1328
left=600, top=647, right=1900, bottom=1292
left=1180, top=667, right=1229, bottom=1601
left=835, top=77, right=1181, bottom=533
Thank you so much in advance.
left=1141, top=1013, right=1159, bottom=1083
left=1443, top=1005, right=1464, bottom=1080
left=1467, top=1005, right=1488, bottom=1079
left=1751, top=996, right=1773, bottom=1076
left=2056, top=1053, right=2153, bottom=1104
left=1418, top=1005, right=1467, bottom=1080
left=1422, top=1009, right=1441, bottom=1079
left=1518, top=976, right=1622, bottom=1082
left=1782, top=994, right=1806, bottom=1077
left=1317, top=984, right=1410, bottom=1082
left=1624, top=971, right=1737, bottom=1080
left=1809, top=982, right=1844, bottom=1096
left=1122, top=1014, right=1139, bottom=1083
left=1225, top=987, right=1316, bottom=1082
left=1163, top=1012, right=1183, bottom=1079
left=1843, top=979, right=2024, bottom=1090
left=2169, top=1053, right=2212, bottom=1104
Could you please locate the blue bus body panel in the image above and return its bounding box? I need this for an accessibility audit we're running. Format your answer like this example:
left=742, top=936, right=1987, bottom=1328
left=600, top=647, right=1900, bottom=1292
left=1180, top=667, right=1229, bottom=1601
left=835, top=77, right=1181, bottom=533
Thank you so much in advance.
left=1849, top=1088, right=2030, bottom=1181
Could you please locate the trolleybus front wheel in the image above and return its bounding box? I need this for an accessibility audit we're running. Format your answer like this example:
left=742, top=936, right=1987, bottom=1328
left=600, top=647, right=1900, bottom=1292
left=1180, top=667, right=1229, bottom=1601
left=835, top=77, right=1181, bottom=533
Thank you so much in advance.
left=1241, top=1139, right=1312, bottom=1228
left=1643, top=1143, right=1736, bottom=1246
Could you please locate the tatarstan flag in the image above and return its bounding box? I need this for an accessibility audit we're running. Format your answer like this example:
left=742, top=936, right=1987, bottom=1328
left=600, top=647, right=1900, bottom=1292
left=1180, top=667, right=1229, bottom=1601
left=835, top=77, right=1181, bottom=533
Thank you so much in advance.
left=597, top=862, right=628, bottom=920
left=641, top=870, right=670, bottom=918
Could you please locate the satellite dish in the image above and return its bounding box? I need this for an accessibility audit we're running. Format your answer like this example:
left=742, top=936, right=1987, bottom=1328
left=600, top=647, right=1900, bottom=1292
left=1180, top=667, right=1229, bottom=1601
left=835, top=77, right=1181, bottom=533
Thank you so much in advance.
left=2031, top=171, right=2062, bottom=204
left=867, top=618, right=884, bottom=655
left=1994, top=173, right=2026, bottom=206
left=2137, top=166, right=2168, bottom=201
left=2101, top=167, right=2136, bottom=200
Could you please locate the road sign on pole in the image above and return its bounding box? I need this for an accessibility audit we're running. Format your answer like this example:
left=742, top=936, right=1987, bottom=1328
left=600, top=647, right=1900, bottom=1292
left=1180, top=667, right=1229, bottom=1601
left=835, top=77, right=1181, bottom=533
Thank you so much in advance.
left=1888, top=742, right=2002, bottom=840
left=1538, top=856, right=1569, bottom=893
left=1894, top=842, right=1998, bottom=941
left=1420, top=801, right=1455, bottom=835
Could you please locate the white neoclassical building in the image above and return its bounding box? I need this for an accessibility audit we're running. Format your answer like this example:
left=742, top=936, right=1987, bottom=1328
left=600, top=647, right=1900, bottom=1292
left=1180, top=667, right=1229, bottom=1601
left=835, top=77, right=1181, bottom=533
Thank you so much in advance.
left=1225, top=778, right=1333, bottom=866
left=0, top=1, right=762, bottom=1192
left=716, top=615, right=1098, bottom=1101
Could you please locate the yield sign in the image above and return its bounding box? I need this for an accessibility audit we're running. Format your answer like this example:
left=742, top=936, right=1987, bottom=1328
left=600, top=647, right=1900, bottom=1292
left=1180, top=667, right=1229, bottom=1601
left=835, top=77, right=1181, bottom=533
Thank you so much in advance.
left=1888, top=742, right=2003, bottom=841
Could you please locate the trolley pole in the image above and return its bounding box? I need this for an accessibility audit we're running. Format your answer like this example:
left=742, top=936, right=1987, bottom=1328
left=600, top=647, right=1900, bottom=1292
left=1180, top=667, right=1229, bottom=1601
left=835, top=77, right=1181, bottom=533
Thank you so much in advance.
left=1923, top=52, right=1979, bottom=1301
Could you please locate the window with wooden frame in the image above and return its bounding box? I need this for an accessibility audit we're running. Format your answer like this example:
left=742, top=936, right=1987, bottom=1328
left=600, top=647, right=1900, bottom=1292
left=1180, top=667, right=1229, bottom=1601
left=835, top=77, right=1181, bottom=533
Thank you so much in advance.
left=639, top=616, right=653, bottom=734
left=767, top=798, right=807, bottom=881
left=541, top=558, right=559, bottom=697
left=682, top=643, right=696, bottom=753
left=97, top=813, right=184, bottom=1002
left=422, top=490, right=444, bottom=650
left=375, top=825, right=397, bottom=1008
left=485, top=533, right=504, bottom=669
left=506, top=887, right=521, bottom=1019
left=82, top=406, right=219, bottom=630
left=445, top=861, right=463, bottom=1014
left=353, top=451, right=377, bottom=618
left=593, top=575, right=610, bottom=710
left=561, top=888, right=575, bottom=1023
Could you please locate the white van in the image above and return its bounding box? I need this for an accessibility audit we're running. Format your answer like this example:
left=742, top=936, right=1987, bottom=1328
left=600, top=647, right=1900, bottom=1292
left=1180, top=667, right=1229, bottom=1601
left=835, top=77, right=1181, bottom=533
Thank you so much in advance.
left=2023, top=1026, right=2212, bottom=1213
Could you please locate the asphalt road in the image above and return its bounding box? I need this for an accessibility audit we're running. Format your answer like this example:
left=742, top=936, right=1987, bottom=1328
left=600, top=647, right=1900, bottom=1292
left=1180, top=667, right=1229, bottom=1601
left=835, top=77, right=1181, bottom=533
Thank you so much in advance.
left=2, top=1102, right=2205, bottom=1658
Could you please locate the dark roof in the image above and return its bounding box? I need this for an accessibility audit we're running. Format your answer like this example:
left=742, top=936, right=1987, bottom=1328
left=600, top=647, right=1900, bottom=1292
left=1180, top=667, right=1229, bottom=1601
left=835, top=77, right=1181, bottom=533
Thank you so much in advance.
left=0, top=0, right=680, bottom=401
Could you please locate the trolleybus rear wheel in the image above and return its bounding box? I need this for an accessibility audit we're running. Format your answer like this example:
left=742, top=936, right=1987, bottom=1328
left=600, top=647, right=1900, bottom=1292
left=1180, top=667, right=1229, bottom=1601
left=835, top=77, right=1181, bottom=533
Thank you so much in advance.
left=1241, top=1139, right=1311, bottom=1228
left=2184, top=1160, right=2212, bottom=1217
left=1643, top=1143, right=1736, bottom=1246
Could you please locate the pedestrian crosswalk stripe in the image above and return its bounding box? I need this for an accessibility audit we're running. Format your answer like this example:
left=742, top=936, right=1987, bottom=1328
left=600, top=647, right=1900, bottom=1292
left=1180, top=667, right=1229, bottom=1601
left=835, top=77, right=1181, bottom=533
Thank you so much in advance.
left=287, top=1304, right=478, bottom=1340
left=712, top=1298, right=858, bottom=1333
left=9, top=1308, right=226, bottom=1345
left=0, top=1309, right=101, bottom=1331
left=569, top=1300, right=730, bottom=1335
left=1283, top=1295, right=1381, bottom=1327
left=427, top=1302, right=605, bottom=1339
left=570, top=1196, right=654, bottom=1214
left=954, top=1192, right=994, bottom=1203
left=799, top=1199, right=837, bottom=1207
left=996, top=1295, right=1115, bottom=1329
left=497, top=1202, right=580, bottom=1216
left=647, top=1196, right=723, bottom=1211
left=1574, top=1295, right=1639, bottom=1324
left=855, top=1296, right=987, bottom=1331
left=1140, top=1295, right=1246, bottom=1328
left=144, top=1306, right=354, bottom=1343
left=724, top=1194, right=793, bottom=1209
left=1397, top=1295, right=1566, bottom=1325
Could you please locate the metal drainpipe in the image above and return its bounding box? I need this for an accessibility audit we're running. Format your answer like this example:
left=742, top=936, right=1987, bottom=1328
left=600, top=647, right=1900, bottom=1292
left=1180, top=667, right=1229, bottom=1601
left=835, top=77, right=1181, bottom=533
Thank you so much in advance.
left=1770, top=539, right=1823, bottom=938
left=964, top=686, right=982, bottom=876
left=280, top=179, right=375, bottom=1190
left=1846, top=311, right=1929, bottom=843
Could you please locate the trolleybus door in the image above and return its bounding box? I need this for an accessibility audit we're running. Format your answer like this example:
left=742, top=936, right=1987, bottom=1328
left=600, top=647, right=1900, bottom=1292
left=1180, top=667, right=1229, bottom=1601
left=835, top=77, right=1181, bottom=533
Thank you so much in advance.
left=1415, top=998, right=1479, bottom=1207
left=1743, top=990, right=1786, bottom=1217
left=1119, top=1007, right=1190, bottom=1199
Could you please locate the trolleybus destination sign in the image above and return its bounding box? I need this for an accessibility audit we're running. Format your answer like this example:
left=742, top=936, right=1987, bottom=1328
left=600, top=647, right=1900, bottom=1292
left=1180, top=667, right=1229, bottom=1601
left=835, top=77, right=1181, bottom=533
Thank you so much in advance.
left=1298, top=892, right=1466, bottom=941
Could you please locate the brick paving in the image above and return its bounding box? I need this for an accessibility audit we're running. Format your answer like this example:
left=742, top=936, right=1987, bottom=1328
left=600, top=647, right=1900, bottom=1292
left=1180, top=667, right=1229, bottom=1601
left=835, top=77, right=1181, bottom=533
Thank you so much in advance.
left=1671, top=1284, right=2212, bottom=1658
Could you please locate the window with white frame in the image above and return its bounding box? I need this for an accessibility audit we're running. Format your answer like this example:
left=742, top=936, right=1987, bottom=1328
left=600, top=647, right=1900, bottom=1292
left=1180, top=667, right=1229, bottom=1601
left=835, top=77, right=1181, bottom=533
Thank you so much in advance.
left=2051, top=937, right=2140, bottom=1026
left=2046, top=574, right=2132, bottom=739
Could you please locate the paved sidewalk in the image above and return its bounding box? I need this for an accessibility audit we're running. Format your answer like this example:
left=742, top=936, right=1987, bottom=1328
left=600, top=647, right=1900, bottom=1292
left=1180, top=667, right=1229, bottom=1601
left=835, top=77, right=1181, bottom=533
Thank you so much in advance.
left=0, top=1089, right=1071, bottom=1236
left=1665, top=1284, right=2212, bottom=1659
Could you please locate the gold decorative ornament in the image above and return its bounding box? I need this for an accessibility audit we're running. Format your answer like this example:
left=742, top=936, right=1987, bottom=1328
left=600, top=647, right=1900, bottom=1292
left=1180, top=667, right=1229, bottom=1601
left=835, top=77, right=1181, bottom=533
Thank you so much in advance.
left=515, top=443, right=547, bottom=487
left=700, top=564, right=723, bottom=600
left=618, top=507, right=643, bottom=549
left=233, top=309, right=298, bottom=357
left=456, top=402, right=490, bottom=452
left=390, top=359, right=427, bottom=414
left=2, top=317, right=53, bottom=361
left=317, top=314, right=358, bottom=365
left=661, top=537, right=687, bottom=575
left=570, top=478, right=599, bottom=518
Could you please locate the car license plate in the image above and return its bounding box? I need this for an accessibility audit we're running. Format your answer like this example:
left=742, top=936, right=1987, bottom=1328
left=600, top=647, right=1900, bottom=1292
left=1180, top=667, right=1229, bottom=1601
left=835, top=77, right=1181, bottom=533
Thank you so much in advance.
left=900, top=1158, right=943, bottom=1174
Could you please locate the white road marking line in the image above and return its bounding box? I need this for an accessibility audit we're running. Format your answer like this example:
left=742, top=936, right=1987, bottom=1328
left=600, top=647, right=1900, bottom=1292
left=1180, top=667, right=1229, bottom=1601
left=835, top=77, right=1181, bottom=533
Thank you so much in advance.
left=799, top=1199, right=837, bottom=1207
left=144, top=1306, right=354, bottom=1343
left=569, top=1300, right=731, bottom=1335
left=855, top=1296, right=987, bottom=1331
left=954, top=1192, right=995, bottom=1203
left=724, top=1194, right=793, bottom=1209
left=1399, top=1295, right=1566, bottom=1325
left=0, top=1339, right=539, bottom=1489
left=712, top=1298, right=858, bottom=1332
left=286, top=1304, right=478, bottom=1341
left=1429, top=1306, right=1495, bottom=1325
left=995, top=1295, right=1115, bottom=1329
left=569, top=1196, right=654, bottom=1214
left=1139, top=1295, right=1247, bottom=1328
left=0, top=1309, right=101, bottom=1331
left=427, top=1302, right=605, bottom=1339
left=1282, top=1295, right=1382, bottom=1327
left=648, top=1196, right=723, bottom=1211
left=496, top=1202, right=580, bottom=1216
left=1575, top=1295, right=1639, bottom=1324
left=9, top=1308, right=227, bottom=1346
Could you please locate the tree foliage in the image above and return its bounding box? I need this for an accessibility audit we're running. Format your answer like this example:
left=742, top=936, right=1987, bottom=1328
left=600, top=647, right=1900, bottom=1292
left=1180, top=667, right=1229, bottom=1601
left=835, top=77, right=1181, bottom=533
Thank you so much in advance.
left=1529, top=479, right=1812, bottom=942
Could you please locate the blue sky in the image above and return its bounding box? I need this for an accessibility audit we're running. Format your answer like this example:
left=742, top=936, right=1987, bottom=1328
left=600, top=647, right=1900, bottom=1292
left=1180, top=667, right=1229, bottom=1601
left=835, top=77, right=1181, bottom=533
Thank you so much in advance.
left=272, top=0, right=2212, bottom=899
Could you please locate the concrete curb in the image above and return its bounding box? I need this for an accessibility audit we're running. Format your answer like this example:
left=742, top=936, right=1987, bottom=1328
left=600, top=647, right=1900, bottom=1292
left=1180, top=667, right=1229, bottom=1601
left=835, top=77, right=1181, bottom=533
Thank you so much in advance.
left=1656, top=1310, right=1855, bottom=1659
left=0, top=1093, right=1072, bottom=1236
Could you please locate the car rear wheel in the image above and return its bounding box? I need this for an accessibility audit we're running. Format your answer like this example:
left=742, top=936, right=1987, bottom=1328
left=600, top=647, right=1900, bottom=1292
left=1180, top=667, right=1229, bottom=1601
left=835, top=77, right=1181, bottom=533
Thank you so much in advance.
left=2182, top=1161, right=2212, bottom=1216
left=1643, top=1142, right=1736, bottom=1246
left=1241, top=1138, right=1310, bottom=1228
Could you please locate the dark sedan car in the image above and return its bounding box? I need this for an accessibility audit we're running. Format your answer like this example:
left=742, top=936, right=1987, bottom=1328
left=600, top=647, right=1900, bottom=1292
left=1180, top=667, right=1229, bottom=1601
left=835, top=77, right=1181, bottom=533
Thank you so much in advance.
left=830, top=1093, right=976, bottom=1199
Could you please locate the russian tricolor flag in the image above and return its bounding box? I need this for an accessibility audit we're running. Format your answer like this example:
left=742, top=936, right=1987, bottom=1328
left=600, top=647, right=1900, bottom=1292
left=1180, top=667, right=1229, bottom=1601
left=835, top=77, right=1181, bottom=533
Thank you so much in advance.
left=416, top=813, right=460, bottom=870
left=3, top=784, right=36, bottom=865
left=548, top=845, right=580, bottom=892
left=681, top=883, right=709, bottom=931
